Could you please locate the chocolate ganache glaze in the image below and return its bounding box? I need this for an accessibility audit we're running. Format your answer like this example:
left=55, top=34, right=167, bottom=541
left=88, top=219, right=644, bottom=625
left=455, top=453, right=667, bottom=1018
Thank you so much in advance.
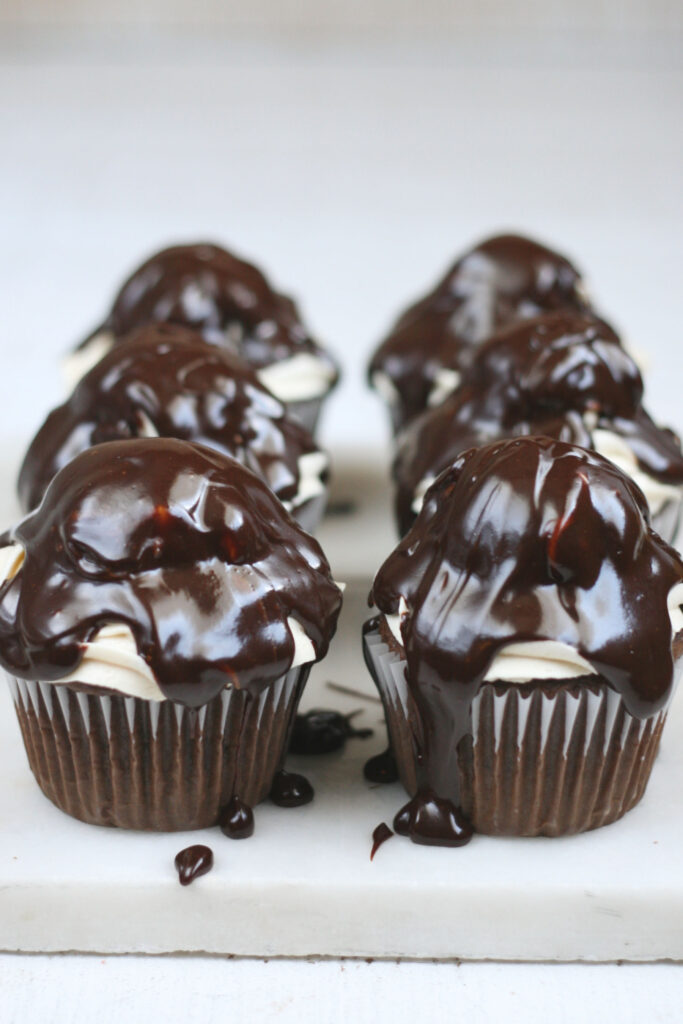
left=20, top=324, right=327, bottom=518
left=369, top=233, right=595, bottom=430
left=370, top=437, right=683, bottom=845
left=77, top=242, right=339, bottom=380
left=393, top=312, right=683, bottom=534
left=0, top=439, right=342, bottom=707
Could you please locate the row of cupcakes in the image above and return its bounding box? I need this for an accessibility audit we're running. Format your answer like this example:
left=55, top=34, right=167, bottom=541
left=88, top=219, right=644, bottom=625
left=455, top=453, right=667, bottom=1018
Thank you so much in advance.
left=369, top=233, right=683, bottom=542
left=0, top=241, right=345, bottom=837
left=362, top=234, right=683, bottom=846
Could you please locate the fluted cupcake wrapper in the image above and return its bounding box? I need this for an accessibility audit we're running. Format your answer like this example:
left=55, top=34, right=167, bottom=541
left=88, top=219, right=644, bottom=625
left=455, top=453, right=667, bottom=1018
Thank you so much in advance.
left=364, top=629, right=670, bottom=837
left=291, top=492, right=327, bottom=535
left=283, top=397, right=324, bottom=435
left=651, top=493, right=683, bottom=547
left=7, top=666, right=310, bottom=831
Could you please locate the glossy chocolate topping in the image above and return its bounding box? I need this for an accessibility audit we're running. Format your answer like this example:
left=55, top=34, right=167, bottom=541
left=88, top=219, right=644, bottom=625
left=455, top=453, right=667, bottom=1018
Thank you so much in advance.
left=81, top=242, right=338, bottom=381
left=393, top=312, right=683, bottom=533
left=21, top=324, right=326, bottom=514
left=289, top=708, right=373, bottom=755
left=369, top=233, right=594, bottom=429
left=0, top=439, right=342, bottom=707
left=371, top=437, right=683, bottom=842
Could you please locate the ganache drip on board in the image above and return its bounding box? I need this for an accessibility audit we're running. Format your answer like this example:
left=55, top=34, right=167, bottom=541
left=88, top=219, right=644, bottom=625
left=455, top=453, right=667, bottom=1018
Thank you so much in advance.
left=369, top=233, right=596, bottom=430
left=175, top=845, right=214, bottom=885
left=0, top=439, right=342, bottom=707
left=20, top=324, right=327, bottom=514
left=76, top=241, right=339, bottom=381
left=370, top=437, right=683, bottom=845
left=393, top=312, right=683, bottom=533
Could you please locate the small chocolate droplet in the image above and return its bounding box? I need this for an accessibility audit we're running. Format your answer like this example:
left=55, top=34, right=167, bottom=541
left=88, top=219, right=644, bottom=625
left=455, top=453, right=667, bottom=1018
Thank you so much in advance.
left=219, top=796, right=254, bottom=839
left=370, top=822, right=394, bottom=861
left=364, top=748, right=399, bottom=784
left=175, top=844, right=214, bottom=886
left=270, top=769, right=314, bottom=807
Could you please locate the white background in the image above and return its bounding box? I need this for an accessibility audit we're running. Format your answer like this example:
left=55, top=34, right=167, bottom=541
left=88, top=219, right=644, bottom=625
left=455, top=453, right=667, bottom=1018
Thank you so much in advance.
left=0, top=6, right=682, bottom=1021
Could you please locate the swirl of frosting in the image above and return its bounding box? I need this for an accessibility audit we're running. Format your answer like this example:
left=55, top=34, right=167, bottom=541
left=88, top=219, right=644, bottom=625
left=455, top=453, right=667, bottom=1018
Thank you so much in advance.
left=68, top=242, right=339, bottom=399
left=369, top=233, right=595, bottom=430
left=0, top=439, right=343, bottom=707
left=20, top=324, right=328, bottom=519
left=393, top=312, right=683, bottom=534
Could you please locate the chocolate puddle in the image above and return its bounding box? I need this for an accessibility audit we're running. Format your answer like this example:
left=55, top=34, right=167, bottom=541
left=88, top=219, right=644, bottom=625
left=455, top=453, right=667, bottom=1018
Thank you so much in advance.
left=363, top=749, right=399, bottom=785
left=269, top=769, right=314, bottom=807
left=289, top=708, right=373, bottom=755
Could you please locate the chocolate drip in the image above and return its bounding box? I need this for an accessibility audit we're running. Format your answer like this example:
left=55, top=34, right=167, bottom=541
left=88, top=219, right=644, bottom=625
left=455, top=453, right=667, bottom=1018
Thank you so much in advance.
left=393, top=312, right=683, bottom=534
left=289, top=708, right=373, bottom=755
left=371, top=437, right=683, bottom=844
left=20, top=325, right=327, bottom=515
left=219, top=797, right=255, bottom=839
left=0, top=439, right=343, bottom=706
left=175, top=844, right=214, bottom=885
left=369, top=233, right=595, bottom=430
left=370, top=822, right=394, bottom=860
left=363, top=749, right=399, bottom=784
left=78, top=241, right=338, bottom=382
left=269, top=769, right=314, bottom=807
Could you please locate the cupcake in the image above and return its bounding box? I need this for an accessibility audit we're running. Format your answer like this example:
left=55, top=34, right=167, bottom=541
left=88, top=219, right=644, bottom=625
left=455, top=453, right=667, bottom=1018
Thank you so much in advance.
left=0, top=439, right=343, bottom=831
left=364, top=437, right=683, bottom=845
left=64, top=242, right=339, bottom=433
left=21, top=323, right=329, bottom=534
left=369, top=232, right=596, bottom=432
left=393, top=312, right=683, bottom=541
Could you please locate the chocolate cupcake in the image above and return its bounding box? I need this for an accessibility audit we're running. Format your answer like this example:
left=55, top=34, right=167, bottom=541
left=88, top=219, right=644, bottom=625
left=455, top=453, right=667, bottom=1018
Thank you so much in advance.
left=364, top=437, right=683, bottom=845
left=369, top=233, right=596, bottom=432
left=0, top=439, right=343, bottom=831
left=394, top=312, right=683, bottom=541
left=21, top=323, right=329, bottom=534
left=64, top=242, right=339, bottom=432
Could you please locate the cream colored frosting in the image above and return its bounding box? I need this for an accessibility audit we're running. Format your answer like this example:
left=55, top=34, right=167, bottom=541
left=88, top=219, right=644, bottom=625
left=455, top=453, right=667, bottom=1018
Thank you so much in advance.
left=427, top=367, right=462, bottom=408
left=371, top=370, right=400, bottom=407
left=256, top=351, right=336, bottom=403
left=412, top=424, right=683, bottom=520
left=591, top=426, right=682, bottom=517
left=62, top=330, right=114, bottom=390
left=0, top=543, right=318, bottom=701
left=64, top=330, right=334, bottom=403
left=385, top=583, right=683, bottom=685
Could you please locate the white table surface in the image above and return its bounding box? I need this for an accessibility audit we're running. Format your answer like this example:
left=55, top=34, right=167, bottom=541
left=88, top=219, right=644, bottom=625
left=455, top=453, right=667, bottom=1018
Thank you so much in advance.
left=0, top=25, right=682, bottom=1023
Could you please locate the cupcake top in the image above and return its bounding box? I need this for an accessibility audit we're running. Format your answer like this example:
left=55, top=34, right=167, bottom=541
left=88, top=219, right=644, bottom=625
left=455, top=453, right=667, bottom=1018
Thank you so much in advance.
left=66, top=242, right=339, bottom=404
left=393, top=312, right=683, bottom=534
left=374, top=437, right=683, bottom=720
left=369, top=232, right=594, bottom=430
left=0, top=440, right=343, bottom=707
left=19, top=324, right=328, bottom=519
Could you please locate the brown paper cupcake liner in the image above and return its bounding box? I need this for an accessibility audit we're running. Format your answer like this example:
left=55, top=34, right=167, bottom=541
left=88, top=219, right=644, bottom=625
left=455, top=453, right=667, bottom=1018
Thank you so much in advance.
left=291, top=492, right=327, bottom=535
left=282, top=396, right=324, bottom=435
left=7, top=666, right=309, bottom=831
left=651, top=493, right=682, bottom=546
left=364, top=628, right=671, bottom=837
